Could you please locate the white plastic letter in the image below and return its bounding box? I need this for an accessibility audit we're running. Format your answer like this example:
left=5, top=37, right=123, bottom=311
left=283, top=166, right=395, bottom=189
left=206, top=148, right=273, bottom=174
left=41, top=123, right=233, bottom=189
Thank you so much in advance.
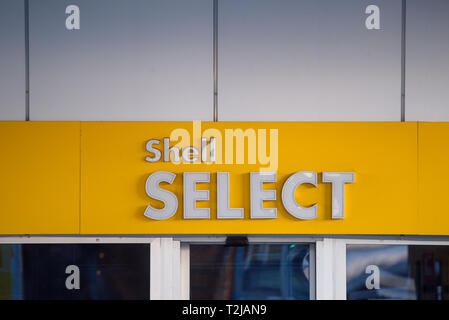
left=217, top=172, right=244, bottom=219
left=144, top=171, right=178, bottom=220
left=183, top=172, right=210, bottom=219
left=182, top=147, right=199, bottom=163
left=163, top=137, right=180, bottom=162
left=322, top=172, right=354, bottom=219
left=281, top=171, right=317, bottom=220
left=250, top=172, right=277, bottom=219
left=65, top=5, right=80, bottom=30
left=365, top=265, right=380, bottom=290
left=145, top=139, right=161, bottom=162
left=365, top=5, right=380, bottom=30
left=201, top=137, right=216, bottom=163
left=65, top=265, right=80, bottom=290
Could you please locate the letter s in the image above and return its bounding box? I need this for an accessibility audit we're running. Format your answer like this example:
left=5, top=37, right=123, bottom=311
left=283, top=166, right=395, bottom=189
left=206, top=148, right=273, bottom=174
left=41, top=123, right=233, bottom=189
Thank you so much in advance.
left=144, top=171, right=178, bottom=220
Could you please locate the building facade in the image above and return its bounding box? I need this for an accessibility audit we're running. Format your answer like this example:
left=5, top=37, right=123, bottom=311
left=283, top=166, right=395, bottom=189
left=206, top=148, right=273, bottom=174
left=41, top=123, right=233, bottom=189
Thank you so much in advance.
left=1, top=0, right=449, bottom=300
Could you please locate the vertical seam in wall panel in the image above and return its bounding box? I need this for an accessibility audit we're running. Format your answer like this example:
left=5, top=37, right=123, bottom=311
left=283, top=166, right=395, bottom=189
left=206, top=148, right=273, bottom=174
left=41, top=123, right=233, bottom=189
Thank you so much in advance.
left=401, top=0, right=406, bottom=121
left=24, top=0, right=30, bottom=121
left=213, top=0, right=218, bottom=121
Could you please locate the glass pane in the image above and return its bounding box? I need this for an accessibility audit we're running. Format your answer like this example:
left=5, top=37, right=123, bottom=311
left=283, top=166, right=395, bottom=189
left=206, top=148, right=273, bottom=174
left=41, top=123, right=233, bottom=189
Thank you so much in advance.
left=190, top=244, right=312, bottom=300
left=0, top=244, right=150, bottom=300
left=347, top=244, right=449, bottom=300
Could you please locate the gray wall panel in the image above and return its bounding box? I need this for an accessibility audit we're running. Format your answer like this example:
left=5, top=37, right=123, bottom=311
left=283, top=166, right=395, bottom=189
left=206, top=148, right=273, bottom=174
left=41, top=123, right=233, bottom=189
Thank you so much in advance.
left=406, top=0, right=449, bottom=121
left=29, top=0, right=213, bottom=121
left=0, top=0, right=25, bottom=120
left=218, top=0, right=402, bottom=121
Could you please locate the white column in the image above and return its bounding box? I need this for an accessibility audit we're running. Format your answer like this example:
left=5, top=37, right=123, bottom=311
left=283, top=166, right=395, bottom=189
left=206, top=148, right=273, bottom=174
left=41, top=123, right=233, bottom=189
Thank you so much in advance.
left=150, top=238, right=162, bottom=300
left=334, top=239, right=347, bottom=300
left=150, top=237, right=182, bottom=300
left=315, top=238, right=347, bottom=300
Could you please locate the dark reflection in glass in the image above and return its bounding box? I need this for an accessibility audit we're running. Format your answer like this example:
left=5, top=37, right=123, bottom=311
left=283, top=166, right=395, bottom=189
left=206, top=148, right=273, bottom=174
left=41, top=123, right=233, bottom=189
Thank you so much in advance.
left=0, top=244, right=150, bottom=300
left=190, top=244, right=311, bottom=300
left=347, top=244, right=449, bottom=300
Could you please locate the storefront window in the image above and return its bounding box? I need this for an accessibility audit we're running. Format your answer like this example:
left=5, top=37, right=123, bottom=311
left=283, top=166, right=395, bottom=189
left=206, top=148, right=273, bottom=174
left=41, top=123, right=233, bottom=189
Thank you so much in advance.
left=190, top=244, right=312, bottom=300
left=0, top=244, right=150, bottom=300
left=346, top=244, right=449, bottom=300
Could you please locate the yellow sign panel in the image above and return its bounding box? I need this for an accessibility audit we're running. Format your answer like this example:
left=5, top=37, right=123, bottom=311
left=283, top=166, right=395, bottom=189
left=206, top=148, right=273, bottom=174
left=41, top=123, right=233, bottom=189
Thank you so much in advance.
left=81, top=122, right=419, bottom=235
left=418, top=123, right=449, bottom=235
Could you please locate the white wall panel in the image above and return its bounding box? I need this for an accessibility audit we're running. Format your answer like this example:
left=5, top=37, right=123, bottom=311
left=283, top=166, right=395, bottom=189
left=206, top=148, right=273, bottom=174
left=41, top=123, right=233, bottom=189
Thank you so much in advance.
left=218, top=0, right=402, bottom=121
left=406, top=0, right=449, bottom=121
left=29, top=0, right=213, bottom=121
left=0, top=0, right=25, bottom=120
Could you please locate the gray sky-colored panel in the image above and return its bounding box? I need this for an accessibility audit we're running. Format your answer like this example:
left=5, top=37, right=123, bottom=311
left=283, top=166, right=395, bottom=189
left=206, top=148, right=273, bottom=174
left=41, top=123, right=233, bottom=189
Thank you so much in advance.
left=406, top=0, right=449, bottom=121
left=29, top=0, right=212, bottom=121
left=0, top=0, right=25, bottom=120
left=218, top=0, right=402, bottom=121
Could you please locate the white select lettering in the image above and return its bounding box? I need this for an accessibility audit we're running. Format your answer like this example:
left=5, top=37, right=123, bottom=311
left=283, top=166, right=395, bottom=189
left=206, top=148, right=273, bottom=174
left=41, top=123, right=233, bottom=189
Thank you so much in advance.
left=183, top=172, right=210, bottom=219
left=281, top=171, right=318, bottom=220
left=250, top=172, right=277, bottom=219
left=143, top=171, right=355, bottom=220
left=144, top=171, right=178, bottom=220
left=217, top=172, right=244, bottom=219
left=322, top=172, right=355, bottom=219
